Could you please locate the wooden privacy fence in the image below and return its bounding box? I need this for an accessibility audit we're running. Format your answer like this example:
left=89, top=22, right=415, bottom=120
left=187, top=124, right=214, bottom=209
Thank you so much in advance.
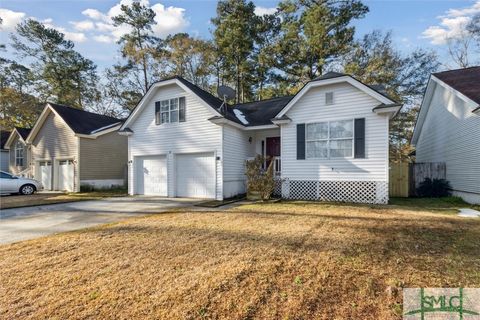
left=389, top=162, right=446, bottom=197
left=389, top=162, right=410, bottom=197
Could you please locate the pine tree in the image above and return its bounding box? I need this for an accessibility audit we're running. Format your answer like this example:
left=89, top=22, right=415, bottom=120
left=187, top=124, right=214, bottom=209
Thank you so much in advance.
left=274, top=0, right=368, bottom=83
left=212, top=0, right=260, bottom=103
left=11, top=19, right=100, bottom=109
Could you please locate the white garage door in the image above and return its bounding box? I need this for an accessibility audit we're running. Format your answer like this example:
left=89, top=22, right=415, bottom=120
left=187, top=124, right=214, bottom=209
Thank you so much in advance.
left=58, top=160, right=74, bottom=192
left=136, top=156, right=167, bottom=196
left=176, top=153, right=215, bottom=199
left=39, top=161, right=52, bottom=190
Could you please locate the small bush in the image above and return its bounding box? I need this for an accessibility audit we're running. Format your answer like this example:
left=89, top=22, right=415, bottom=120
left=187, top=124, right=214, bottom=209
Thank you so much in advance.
left=416, top=178, right=452, bottom=197
left=245, top=155, right=275, bottom=200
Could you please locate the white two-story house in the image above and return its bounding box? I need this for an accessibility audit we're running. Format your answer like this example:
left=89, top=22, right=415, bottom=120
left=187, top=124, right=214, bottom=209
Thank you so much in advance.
left=119, top=73, right=400, bottom=204
left=412, top=67, right=480, bottom=204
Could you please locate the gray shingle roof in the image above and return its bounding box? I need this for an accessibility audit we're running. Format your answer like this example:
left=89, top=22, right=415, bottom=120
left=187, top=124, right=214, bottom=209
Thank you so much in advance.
left=434, top=66, right=480, bottom=105
left=231, top=96, right=294, bottom=126
left=15, top=127, right=32, bottom=140
left=129, top=74, right=395, bottom=128
left=48, top=103, right=123, bottom=135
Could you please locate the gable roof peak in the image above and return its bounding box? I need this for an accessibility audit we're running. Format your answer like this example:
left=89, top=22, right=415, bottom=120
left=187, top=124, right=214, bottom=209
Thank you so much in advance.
left=314, top=71, right=347, bottom=81
left=14, top=127, right=32, bottom=140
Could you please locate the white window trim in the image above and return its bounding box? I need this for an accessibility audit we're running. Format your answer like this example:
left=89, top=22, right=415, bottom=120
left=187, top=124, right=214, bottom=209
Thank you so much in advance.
left=305, top=119, right=355, bottom=160
left=157, top=97, right=180, bottom=125
left=15, top=141, right=24, bottom=167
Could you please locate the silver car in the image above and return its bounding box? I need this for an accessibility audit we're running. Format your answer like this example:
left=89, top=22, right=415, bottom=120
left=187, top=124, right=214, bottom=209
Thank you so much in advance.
left=0, top=171, right=43, bottom=195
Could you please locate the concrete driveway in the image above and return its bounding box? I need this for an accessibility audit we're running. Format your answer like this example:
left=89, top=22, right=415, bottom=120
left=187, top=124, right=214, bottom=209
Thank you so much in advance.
left=0, top=197, right=200, bottom=244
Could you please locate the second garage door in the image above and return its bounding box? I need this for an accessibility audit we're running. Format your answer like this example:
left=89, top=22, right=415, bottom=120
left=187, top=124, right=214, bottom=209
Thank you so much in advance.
left=58, top=160, right=74, bottom=192
left=176, top=153, right=215, bottom=199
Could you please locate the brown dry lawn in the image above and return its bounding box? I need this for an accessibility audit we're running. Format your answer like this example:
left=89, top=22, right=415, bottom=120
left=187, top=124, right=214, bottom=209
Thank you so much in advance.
left=0, top=190, right=128, bottom=210
left=1, top=200, right=480, bottom=319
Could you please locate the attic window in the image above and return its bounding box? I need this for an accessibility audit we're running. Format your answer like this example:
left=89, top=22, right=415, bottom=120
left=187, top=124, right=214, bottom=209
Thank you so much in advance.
left=155, top=97, right=186, bottom=124
left=325, top=92, right=334, bottom=105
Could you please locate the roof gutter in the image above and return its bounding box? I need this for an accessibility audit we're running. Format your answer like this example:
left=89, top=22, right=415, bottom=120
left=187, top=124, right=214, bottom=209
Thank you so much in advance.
left=90, top=122, right=123, bottom=134
left=372, top=103, right=402, bottom=119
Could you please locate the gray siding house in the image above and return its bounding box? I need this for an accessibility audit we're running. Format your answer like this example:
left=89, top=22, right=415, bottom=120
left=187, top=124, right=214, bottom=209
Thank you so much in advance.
left=24, top=103, right=128, bottom=192
left=412, top=67, right=480, bottom=204
left=0, top=130, right=11, bottom=172
left=4, top=127, right=31, bottom=175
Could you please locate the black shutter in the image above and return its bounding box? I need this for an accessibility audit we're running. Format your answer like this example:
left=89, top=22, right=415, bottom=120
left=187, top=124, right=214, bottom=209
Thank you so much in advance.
left=179, top=97, right=186, bottom=122
left=354, top=118, right=365, bottom=158
left=155, top=101, right=160, bottom=125
left=297, top=123, right=305, bottom=160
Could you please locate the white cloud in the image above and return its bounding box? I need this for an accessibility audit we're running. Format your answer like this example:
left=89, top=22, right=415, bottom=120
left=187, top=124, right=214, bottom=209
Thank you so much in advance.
left=70, top=20, right=95, bottom=31
left=422, top=0, right=480, bottom=45
left=81, top=0, right=188, bottom=42
left=82, top=8, right=108, bottom=21
left=254, top=6, right=277, bottom=16
left=0, top=9, right=87, bottom=43
left=93, top=34, right=114, bottom=43
left=151, top=3, right=189, bottom=37
left=0, top=8, right=26, bottom=31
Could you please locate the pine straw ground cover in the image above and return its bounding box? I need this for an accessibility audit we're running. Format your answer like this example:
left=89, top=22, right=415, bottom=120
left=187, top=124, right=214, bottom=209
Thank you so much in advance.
left=1, top=201, right=480, bottom=319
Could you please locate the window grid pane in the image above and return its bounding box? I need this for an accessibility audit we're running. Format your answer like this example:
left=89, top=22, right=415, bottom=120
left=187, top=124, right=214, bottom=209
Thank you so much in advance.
left=161, top=112, right=169, bottom=124
left=330, top=120, right=353, bottom=139
left=330, top=139, right=353, bottom=158
left=307, top=122, right=328, bottom=140
left=306, top=120, right=354, bottom=159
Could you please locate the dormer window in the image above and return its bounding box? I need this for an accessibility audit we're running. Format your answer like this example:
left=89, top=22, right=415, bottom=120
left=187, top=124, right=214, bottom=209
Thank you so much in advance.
left=325, top=92, right=334, bottom=105
left=155, top=97, right=186, bottom=125
left=15, top=141, right=24, bottom=167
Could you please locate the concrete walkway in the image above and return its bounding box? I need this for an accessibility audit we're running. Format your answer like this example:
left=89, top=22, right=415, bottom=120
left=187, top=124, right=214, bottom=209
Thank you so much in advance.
left=458, top=208, right=480, bottom=218
left=0, top=197, right=200, bottom=244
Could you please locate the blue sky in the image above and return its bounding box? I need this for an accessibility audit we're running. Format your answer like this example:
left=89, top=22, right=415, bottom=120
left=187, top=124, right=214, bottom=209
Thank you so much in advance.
left=1, top=0, right=479, bottom=71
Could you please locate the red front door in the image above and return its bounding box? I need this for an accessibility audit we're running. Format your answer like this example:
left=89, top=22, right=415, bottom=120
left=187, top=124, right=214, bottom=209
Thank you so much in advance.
left=266, top=137, right=280, bottom=172
left=266, top=137, right=280, bottom=157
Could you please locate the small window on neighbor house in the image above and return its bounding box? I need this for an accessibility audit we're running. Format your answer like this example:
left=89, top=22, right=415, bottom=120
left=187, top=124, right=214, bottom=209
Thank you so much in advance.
left=325, top=92, right=334, bottom=105
left=155, top=97, right=186, bottom=125
left=15, top=141, right=24, bottom=167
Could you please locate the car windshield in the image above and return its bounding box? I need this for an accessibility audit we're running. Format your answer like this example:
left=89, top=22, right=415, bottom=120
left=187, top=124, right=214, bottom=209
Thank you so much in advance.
left=1, top=172, right=13, bottom=179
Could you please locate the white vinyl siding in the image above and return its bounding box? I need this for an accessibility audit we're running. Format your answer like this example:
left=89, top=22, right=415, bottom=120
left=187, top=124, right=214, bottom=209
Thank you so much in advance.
left=281, top=82, right=389, bottom=181
left=222, top=125, right=255, bottom=197
left=128, top=83, right=223, bottom=199
left=415, top=82, right=480, bottom=196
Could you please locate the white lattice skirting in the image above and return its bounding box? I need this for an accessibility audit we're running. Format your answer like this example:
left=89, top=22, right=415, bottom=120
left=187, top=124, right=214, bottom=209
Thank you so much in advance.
left=274, top=179, right=388, bottom=204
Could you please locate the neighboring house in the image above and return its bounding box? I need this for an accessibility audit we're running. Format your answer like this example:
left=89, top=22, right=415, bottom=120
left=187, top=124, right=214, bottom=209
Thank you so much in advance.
left=4, top=127, right=32, bottom=176
left=0, top=130, right=11, bottom=172
left=24, top=103, right=128, bottom=192
left=412, top=67, right=480, bottom=204
left=120, top=73, right=400, bottom=204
